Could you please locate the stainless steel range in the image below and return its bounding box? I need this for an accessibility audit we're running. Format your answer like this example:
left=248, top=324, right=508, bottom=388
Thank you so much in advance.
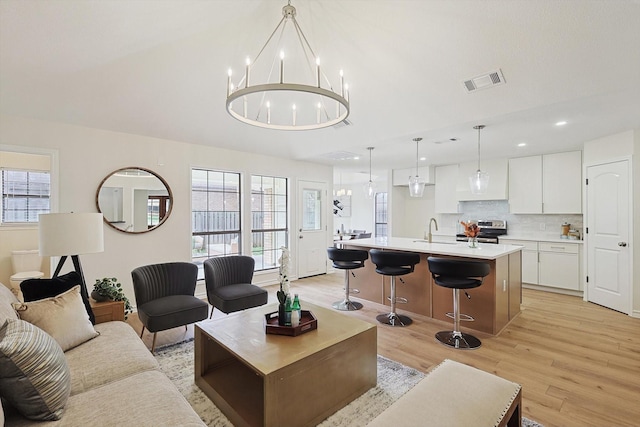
left=456, top=220, right=507, bottom=244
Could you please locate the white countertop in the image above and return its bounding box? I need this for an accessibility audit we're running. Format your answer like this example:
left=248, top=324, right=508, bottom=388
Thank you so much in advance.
left=428, top=231, right=583, bottom=245
left=340, top=237, right=522, bottom=260
left=500, top=235, right=583, bottom=244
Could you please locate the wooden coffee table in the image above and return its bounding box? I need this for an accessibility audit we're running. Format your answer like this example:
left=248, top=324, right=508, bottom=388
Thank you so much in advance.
left=194, top=301, right=377, bottom=427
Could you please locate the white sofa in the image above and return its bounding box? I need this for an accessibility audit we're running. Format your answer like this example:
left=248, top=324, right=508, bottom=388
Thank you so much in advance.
left=0, top=283, right=205, bottom=427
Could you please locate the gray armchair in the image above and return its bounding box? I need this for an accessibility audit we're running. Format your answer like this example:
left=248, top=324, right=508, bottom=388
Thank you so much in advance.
left=204, top=256, right=268, bottom=317
left=131, top=262, right=208, bottom=352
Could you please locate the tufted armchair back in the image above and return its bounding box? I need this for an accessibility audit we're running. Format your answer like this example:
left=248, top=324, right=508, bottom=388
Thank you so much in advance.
left=131, top=262, right=198, bottom=307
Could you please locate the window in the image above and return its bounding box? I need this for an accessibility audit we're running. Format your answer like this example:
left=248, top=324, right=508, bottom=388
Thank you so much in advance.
left=251, top=175, right=288, bottom=271
left=147, top=195, right=170, bottom=228
left=375, top=192, right=388, bottom=237
left=1, top=169, right=50, bottom=224
left=191, top=169, right=241, bottom=277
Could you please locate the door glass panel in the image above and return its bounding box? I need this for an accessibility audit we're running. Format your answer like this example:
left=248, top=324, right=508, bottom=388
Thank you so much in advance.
left=302, top=189, right=321, bottom=231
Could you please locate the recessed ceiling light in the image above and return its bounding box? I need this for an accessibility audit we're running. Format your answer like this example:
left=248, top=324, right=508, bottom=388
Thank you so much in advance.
left=555, top=120, right=567, bottom=126
left=517, top=142, right=527, bottom=147
left=420, top=157, right=426, bottom=161
left=353, top=156, right=360, bottom=160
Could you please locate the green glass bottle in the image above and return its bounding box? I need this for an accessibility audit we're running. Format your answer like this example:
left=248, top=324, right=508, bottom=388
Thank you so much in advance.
left=284, top=295, right=292, bottom=326
left=291, top=294, right=301, bottom=327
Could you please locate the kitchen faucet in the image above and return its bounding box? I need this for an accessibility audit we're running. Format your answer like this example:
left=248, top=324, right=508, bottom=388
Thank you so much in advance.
left=428, top=217, right=438, bottom=243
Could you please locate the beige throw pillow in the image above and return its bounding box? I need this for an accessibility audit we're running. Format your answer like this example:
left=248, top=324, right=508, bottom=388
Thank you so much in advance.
left=12, top=285, right=99, bottom=351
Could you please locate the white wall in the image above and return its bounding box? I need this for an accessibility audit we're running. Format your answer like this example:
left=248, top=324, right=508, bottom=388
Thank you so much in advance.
left=390, top=184, right=436, bottom=239
left=0, top=114, right=333, bottom=303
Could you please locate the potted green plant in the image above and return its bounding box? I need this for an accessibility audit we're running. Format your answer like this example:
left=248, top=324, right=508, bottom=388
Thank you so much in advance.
left=91, top=277, right=133, bottom=319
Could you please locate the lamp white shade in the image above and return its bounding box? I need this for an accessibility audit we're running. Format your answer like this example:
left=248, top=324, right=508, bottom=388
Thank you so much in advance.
left=39, top=213, right=104, bottom=257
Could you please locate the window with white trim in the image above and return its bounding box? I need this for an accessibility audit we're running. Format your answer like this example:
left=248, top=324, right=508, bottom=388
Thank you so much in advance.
left=375, top=192, right=388, bottom=237
left=251, top=175, right=288, bottom=271
left=191, top=169, right=241, bottom=278
left=1, top=169, right=50, bottom=224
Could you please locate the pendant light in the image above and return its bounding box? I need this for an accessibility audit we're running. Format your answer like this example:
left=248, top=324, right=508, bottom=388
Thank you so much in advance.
left=469, top=125, right=489, bottom=194
left=363, top=147, right=376, bottom=199
left=408, top=138, right=425, bottom=197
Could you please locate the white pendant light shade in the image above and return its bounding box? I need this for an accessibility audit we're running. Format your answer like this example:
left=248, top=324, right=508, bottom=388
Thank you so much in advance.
left=364, top=180, right=376, bottom=198
left=409, top=176, right=425, bottom=197
left=409, top=138, right=425, bottom=197
left=363, top=147, right=376, bottom=199
left=469, top=125, right=489, bottom=195
left=469, top=169, right=490, bottom=194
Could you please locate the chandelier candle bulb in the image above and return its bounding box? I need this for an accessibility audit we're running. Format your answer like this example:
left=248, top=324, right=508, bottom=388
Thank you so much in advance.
left=292, top=104, right=297, bottom=126
left=266, top=101, right=271, bottom=124
left=245, top=57, right=250, bottom=87
left=279, top=51, right=284, bottom=84
left=243, top=96, right=248, bottom=118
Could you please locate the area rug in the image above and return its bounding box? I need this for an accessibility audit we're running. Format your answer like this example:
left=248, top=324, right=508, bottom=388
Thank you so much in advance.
left=155, top=339, right=543, bottom=426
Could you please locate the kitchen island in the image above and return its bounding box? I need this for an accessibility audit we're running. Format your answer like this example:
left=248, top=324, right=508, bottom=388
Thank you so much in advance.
left=339, top=237, right=523, bottom=335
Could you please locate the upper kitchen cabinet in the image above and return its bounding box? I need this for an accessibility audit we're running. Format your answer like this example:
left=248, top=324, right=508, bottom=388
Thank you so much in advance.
left=392, top=166, right=435, bottom=187
left=456, top=158, right=509, bottom=201
left=509, top=156, right=543, bottom=213
left=435, top=164, right=459, bottom=213
left=509, top=151, right=582, bottom=214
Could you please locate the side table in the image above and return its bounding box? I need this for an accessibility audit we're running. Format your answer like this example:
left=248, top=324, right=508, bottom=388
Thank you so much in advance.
left=90, top=299, right=125, bottom=323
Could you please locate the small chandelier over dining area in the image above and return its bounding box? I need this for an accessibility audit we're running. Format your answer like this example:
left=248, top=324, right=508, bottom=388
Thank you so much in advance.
left=408, top=138, right=425, bottom=197
left=469, top=125, right=489, bottom=194
left=363, top=147, right=376, bottom=199
left=225, top=1, right=350, bottom=131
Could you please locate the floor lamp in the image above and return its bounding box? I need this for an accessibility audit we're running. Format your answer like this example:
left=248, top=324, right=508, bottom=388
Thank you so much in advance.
left=39, top=213, right=104, bottom=301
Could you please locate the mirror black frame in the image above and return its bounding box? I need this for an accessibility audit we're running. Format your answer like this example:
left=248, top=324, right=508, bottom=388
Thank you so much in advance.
left=95, top=166, right=173, bottom=234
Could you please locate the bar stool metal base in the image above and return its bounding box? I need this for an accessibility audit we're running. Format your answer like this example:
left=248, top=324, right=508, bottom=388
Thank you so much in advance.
left=332, top=299, right=363, bottom=311
left=376, top=312, right=412, bottom=327
left=435, top=330, right=481, bottom=349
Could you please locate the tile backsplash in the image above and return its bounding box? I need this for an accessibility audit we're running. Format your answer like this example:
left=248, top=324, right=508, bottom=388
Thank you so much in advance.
left=439, top=200, right=584, bottom=240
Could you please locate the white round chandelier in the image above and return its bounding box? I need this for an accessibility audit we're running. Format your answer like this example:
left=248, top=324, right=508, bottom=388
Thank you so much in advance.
left=226, top=1, right=350, bottom=131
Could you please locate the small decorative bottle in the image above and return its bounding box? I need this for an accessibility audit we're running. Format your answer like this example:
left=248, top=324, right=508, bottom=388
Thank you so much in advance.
left=284, top=296, right=292, bottom=326
left=291, top=294, right=301, bottom=327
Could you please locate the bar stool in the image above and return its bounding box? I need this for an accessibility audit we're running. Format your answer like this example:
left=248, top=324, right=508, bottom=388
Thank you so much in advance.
left=369, top=249, right=420, bottom=327
left=327, top=247, right=368, bottom=311
left=427, top=256, right=490, bottom=349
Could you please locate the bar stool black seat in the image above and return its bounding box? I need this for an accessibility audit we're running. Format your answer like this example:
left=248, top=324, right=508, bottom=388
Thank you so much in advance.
left=369, top=249, right=420, bottom=327
left=327, top=247, right=368, bottom=311
left=427, top=256, right=490, bottom=349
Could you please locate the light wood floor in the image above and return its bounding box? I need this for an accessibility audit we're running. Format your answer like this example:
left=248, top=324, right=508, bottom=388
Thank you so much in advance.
left=126, top=273, right=640, bottom=427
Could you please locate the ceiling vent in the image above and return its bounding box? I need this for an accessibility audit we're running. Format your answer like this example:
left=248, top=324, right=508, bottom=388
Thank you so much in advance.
left=463, top=69, right=506, bottom=93
left=322, top=151, right=360, bottom=161
left=333, top=118, right=353, bottom=129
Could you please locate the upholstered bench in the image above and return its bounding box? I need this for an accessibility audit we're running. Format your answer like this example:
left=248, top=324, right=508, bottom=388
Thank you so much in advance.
left=368, top=359, right=522, bottom=427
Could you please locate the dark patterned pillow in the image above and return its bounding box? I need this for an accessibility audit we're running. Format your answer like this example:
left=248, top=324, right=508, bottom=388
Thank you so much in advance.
left=0, top=319, right=71, bottom=421
left=20, top=271, right=95, bottom=324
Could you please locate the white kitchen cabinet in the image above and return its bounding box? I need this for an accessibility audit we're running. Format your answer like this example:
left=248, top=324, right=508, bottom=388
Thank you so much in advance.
left=508, top=240, right=539, bottom=284
left=456, top=158, right=509, bottom=201
left=508, top=156, right=543, bottom=213
left=509, top=151, right=582, bottom=214
left=542, top=151, right=582, bottom=213
left=392, top=166, right=435, bottom=187
left=434, top=164, right=459, bottom=213
left=538, top=242, right=580, bottom=291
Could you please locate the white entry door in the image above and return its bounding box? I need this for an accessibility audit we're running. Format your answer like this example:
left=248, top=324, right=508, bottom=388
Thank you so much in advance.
left=586, top=160, right=631, bottom=314
left=297, top=180, right=328, bottom=278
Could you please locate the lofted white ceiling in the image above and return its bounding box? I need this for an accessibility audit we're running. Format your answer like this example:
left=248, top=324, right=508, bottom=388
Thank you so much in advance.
left=1, top=0, right=639, bottom=177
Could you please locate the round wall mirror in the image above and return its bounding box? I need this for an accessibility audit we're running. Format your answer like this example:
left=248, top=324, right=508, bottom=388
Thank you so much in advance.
left=96, top=167, right=173, bottom=233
